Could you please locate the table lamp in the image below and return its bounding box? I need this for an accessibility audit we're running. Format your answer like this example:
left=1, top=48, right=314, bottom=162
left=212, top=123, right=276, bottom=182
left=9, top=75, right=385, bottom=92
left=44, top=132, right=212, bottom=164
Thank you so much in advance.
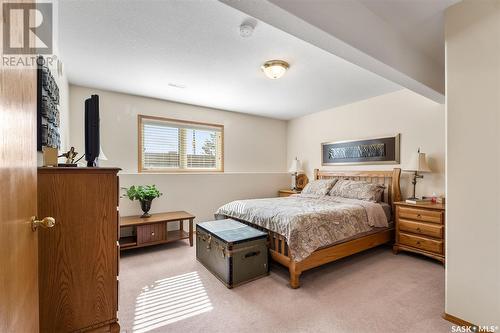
left=404, top=148, right=431, bottom=200
left=288, top=157, right=303, bottom=190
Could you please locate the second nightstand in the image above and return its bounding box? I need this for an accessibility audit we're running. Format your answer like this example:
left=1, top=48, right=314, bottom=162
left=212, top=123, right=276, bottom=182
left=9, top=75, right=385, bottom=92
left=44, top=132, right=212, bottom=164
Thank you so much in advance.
left=278, top=189, right=300, bottom=197
left=393, top=201, right=445, bottom=264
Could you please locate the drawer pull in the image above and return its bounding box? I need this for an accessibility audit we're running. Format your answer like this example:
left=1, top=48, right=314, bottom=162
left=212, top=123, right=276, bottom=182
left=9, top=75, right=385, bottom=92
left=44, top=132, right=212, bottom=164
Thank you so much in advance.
left=399, top=232, right=443, bottom=254
left=399, top=219, right=443, bottom=238
left=151, top=232, right=155, bottom=236
left=399, top=207, right=442, bottom=224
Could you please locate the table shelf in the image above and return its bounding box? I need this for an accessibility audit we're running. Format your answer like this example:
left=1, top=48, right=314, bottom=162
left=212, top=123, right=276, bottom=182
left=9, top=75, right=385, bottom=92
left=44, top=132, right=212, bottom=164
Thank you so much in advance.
left=119, top=211, right=194, bottom=251
left=119, top=236, right=137, bottom=249
left=167, top=230, right=190, bottom=241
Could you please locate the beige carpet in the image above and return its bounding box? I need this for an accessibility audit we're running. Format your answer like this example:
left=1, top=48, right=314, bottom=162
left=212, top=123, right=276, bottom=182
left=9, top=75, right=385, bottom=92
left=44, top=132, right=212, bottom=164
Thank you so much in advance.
left=118, top=240, right=451, bottom=333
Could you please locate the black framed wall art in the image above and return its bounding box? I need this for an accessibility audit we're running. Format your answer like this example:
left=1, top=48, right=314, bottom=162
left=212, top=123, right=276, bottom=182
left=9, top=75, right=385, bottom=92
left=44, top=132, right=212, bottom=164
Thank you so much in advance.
left=37, top=56, right=60, bottom=151
left=321, top=134, right=400, bottom=166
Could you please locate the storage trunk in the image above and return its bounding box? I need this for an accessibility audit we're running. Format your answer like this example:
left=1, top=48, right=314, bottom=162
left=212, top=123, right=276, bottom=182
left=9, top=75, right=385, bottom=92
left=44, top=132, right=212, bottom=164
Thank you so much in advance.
left=196, top=219, right=268, bottom=288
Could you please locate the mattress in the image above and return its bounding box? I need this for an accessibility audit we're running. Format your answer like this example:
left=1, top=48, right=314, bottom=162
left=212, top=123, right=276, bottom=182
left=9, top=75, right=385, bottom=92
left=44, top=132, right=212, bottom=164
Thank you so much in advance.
left=216, top=195, right=391, bottom=262
left=381, top=202, right=392, bottom=222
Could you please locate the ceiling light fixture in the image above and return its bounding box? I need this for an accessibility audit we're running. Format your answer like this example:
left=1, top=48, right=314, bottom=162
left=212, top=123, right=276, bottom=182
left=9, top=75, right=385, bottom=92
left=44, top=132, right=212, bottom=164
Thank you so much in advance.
left=261, top=60, right=289, bottom=79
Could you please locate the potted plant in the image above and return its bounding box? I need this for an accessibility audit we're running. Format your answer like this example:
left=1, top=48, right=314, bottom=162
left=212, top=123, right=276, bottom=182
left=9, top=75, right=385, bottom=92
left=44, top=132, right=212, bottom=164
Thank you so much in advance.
left=122, top=185, right=162, bottom=218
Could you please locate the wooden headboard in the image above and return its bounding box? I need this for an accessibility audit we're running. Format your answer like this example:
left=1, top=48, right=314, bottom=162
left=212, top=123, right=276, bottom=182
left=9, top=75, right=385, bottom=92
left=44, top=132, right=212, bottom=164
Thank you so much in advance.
left=314, top=168, right=402, bottom=208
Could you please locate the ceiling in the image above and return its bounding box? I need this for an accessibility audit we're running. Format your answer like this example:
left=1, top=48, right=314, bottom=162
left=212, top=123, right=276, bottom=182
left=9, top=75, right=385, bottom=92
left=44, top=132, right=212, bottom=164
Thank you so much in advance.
left=357, top=0, right=460, bottom=67
left=58, top=0, right=401, bottom=120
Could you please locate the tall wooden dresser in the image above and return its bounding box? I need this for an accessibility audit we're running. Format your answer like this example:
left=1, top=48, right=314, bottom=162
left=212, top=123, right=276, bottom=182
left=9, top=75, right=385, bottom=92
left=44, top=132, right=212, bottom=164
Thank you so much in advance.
left=393, top=201, right=445, bottom=264
left=37, top=168, right=120, bottom=332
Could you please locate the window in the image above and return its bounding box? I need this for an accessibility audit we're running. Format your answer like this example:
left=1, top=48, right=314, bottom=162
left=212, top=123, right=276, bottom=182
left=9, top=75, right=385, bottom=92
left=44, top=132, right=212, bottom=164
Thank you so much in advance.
left=139, top=115, right=223, bottom=172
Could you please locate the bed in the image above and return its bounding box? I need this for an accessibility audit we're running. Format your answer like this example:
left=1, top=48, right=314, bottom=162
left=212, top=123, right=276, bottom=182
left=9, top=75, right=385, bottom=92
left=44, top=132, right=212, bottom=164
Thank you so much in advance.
left=216, top=168, right=401, bottom=288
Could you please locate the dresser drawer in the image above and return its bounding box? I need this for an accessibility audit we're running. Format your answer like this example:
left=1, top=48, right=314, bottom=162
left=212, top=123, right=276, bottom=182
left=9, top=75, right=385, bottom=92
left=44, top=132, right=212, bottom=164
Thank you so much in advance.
left=398, top=207, right=443, bottom=224
left=137, top=223, right=165, bottom=244
left=399, top=219, right=443, bottom=239
left=399, top=232, right=443, bottom=254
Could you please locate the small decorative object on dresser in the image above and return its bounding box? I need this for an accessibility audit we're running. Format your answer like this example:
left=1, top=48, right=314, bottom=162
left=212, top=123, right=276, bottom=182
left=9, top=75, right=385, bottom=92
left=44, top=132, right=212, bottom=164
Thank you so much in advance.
left=403, top=148, right=432, bottom=200
left=393, top=201, right=445, bottom=264
left=278, top=189, right=300, bottom=197
left=295, top=173, right=309, bottom=190
left=288, top=157, right=304, bottom=190
left=56, top=146, right=79, bottom=167
left=122, top=184, right=163, bottom=218
left=42, top=146, right=58, bottom=167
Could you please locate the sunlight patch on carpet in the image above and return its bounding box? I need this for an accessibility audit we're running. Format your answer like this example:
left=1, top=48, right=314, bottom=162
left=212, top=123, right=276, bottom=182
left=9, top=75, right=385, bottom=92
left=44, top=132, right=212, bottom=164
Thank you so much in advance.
left=132, top=271, right=213, bottom=333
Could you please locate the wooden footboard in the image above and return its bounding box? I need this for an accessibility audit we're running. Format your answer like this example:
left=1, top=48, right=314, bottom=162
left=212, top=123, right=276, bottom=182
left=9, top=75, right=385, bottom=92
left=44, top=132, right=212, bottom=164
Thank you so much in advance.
left=289, top=229, right=393, bottom=288
left=225, top=216, right=393, bottom=289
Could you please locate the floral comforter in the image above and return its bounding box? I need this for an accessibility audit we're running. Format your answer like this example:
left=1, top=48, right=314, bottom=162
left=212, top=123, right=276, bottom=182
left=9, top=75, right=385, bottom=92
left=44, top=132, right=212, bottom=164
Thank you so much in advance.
left=215, top=194, right=388, bottom=262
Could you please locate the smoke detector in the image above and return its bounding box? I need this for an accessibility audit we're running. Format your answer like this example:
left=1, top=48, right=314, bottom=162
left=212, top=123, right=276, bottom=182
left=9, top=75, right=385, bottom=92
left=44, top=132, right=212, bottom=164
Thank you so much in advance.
left=240, top=20, right=256, bottom=38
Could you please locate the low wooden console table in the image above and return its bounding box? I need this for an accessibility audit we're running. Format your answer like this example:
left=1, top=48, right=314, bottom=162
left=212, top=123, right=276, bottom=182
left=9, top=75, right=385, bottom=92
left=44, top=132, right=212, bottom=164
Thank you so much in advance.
left=119, top=211, right=195, bottom=251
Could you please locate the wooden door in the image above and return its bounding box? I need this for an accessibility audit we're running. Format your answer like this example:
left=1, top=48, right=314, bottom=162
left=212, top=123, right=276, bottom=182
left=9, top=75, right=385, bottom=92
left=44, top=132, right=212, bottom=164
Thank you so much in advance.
left=0, top=0, right=39, bottom=331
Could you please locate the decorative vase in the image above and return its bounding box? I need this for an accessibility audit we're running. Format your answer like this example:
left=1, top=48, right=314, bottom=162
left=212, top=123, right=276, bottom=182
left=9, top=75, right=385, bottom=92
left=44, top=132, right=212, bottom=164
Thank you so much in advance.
left=140, top=199, right=152, bottom=218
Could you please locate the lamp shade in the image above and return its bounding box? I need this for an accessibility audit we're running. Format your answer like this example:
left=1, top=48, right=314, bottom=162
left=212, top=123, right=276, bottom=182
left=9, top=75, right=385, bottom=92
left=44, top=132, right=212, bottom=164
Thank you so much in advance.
left=405, top=151, right=431, bottom=173
left=288, top=157, right=303, bottom=173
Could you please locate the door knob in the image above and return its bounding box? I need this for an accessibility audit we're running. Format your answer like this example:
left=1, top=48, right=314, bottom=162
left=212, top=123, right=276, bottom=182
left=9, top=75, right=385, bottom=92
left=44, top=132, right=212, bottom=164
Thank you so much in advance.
left=31, top=216, right=56, bottom=231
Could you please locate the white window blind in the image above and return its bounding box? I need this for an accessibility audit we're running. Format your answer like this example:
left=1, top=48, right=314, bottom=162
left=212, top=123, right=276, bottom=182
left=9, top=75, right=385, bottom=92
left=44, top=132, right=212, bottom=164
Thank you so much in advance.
left=140, top=116, right=223, bottom=172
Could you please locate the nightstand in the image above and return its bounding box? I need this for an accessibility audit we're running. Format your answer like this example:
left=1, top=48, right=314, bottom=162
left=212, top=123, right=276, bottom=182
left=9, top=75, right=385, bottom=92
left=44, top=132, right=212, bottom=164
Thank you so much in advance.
left=393, top=201, right=445, bottom=264
left=278, top=189, right=300, bottom=197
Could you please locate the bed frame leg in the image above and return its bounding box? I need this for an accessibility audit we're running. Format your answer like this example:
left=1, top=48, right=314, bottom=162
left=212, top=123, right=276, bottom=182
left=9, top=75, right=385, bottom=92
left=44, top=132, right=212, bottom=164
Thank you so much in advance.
left=289, top=263, right=301, bottom=289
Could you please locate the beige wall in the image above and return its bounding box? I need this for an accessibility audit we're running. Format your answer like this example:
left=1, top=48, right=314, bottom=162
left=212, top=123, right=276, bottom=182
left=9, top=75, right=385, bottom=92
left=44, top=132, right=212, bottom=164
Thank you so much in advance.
left=69, top=85, right=289, bottom=222
left=58, top=73, right=70, bottom=151
left=445, top=0, right=500, bottom=326
left=53, top=0, right=70, bottom=153
left=118, top=173, right=288, bottom=222
left=287, top=89, right=445, bottom=199
left=69, top=85, right=287, bottom=173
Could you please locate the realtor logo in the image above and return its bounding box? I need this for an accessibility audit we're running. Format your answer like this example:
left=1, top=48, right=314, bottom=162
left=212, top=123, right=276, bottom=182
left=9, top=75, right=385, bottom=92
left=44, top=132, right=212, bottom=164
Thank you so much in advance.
left=2, top=3, right=52, bottom=54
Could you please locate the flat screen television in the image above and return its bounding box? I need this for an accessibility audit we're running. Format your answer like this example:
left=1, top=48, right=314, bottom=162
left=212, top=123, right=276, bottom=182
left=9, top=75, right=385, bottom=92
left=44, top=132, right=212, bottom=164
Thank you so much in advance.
left=85, top=94, right=100, bottom=167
